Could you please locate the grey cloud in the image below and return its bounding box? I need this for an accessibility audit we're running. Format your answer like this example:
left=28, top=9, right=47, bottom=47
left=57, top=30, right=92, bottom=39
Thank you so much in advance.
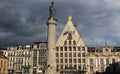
left=0, top=0, right=120, bottom=47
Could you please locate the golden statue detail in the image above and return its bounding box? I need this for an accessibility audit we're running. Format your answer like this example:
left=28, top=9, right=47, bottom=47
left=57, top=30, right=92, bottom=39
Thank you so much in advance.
left=68, top=16, right=72, bottom=21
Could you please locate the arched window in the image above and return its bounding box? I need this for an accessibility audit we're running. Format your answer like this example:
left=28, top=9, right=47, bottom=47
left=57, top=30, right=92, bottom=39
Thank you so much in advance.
left=67, top=33, right=72, bottom=40
left=64, top=41, right=67, bottom=45
left=73, top=41, right=76, bottom=45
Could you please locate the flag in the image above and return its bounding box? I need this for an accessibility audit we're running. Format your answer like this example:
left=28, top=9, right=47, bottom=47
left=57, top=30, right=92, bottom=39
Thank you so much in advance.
left=63, top=31, right=69, bottom=35
left=72, top=30, right=75, bottom=34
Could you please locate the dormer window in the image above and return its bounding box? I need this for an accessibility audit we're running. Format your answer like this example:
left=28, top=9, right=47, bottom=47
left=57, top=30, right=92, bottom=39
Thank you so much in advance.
left=40, top=43, right=46, bottom=49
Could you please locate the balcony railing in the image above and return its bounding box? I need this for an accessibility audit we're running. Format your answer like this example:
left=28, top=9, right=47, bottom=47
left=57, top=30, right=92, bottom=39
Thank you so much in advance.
left=8, top=54, right=31, bottom=57
left=14, top=62, right=23, bottom=64
left=22, top=65, right=31, bottom=68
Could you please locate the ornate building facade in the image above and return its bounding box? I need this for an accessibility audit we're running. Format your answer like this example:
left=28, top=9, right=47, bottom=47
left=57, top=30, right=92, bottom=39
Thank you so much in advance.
left=31, top=42, right=47, bottom=74
left=86, top=44, right=120, bottom=74
left=4, top=45, right=32, bottom=74
left=0, top=50, right=8, bottom=74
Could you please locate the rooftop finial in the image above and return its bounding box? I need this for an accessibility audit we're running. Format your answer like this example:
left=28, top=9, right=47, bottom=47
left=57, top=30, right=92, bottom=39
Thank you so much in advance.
left=68, top=16, right=72, bottom=21
left=105, top=42, right=107, bottom=46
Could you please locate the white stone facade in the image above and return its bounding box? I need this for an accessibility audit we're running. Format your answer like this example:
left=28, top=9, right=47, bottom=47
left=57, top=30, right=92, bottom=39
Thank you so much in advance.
left=2, top=45, right=32, bottom=74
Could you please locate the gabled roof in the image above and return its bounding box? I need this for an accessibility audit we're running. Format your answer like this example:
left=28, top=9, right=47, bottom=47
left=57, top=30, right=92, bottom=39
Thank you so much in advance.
left=56, top=16, right=86, bottom=46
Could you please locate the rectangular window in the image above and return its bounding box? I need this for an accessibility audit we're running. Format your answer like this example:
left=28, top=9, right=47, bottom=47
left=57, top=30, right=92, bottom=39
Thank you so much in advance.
left=73, top=47, right=76, bottom=51
left=69, top=59, right=72, bottom=63
left=106, top=59, right=109, bottom=65
left=82, top=53, right=85, bottom=57
left=33, top=63, right=37, bottom=67
left=101, top=67, right=104, bottom=72
left=60, top=53, right=63, bottom=57
left=60, top=59, right=63, bottom=63
left=78, top=59, right=81, bottom=63
left=65, top=59, right=67, bottom=63
left=56, top=65, right=59, bottom=68
left=65, top=65, right=67, bottom=69
left=60, top=47, right=63, bottom=51
left=56, top=59, right=59, bottom=63
left=83, top=64, right=86, bottom=69
left=78, top=53, right=81, bottom=57
left=65, top=53, right=67, bottom=57
left=79, top=65, right=81, bottom=69
left=90, top=59, right=93, bottom=65
left=69, top=47, right=72, bottom=51
left=56, top=53, right=59, bottom=57
left=69, top=53, right=72, bottom=57
left=90, top=66, right=94, bottom=72
left=56, top=47, right=59, bottom=51
left=33, top=68, right=36, bottom=74
left=74, top=59, right=76, bottom=63
left=100, top=58, right=104, bottom=65
left=33, top=50, right=37, bottom=62
left=73, top=53, right=76, bottom=57
left=60, top=65, right=63, bottom=69
left=69, top=41, right=71, bottom=45
left=69, top=65, right=72, bottom=69
left=74, top=65, right=76, bottom=69
left=64, top=47, right=67, bottom=51
left=82, top=58, right=85, bottom=63
left=78, top=47, right=80, bottom=51
left=112, top=58, right=115, bottom=63
left=82, top=47, right=85, bottom=51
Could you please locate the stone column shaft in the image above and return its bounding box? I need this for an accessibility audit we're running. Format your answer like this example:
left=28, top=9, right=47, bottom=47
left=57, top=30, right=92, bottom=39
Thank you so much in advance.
left=45, top=19, right=57, bottom=74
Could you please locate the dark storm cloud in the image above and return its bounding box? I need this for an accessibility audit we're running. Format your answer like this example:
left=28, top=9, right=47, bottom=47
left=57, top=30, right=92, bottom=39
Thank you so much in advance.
left=0, top=0, right=49, bottom=46
left=0, top=0, right=120, bottom=47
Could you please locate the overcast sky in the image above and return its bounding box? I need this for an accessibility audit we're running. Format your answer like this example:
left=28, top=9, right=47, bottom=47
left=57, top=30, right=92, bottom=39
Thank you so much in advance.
left=0, top=0, right=120, bottom=47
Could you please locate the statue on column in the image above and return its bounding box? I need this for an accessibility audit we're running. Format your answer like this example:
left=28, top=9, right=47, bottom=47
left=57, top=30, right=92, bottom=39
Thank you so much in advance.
left=49, top=2, right=56, bottom=20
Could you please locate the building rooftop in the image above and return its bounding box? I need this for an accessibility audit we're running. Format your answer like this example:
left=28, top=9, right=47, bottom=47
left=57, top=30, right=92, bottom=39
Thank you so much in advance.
left=0, top=51, right=8, bottom=59
left=33, top=41, right=47, bottom=44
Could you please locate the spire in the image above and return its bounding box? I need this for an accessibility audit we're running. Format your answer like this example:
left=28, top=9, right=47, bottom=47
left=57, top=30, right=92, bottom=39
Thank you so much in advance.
left=105, top=42, right=107, bottom=46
